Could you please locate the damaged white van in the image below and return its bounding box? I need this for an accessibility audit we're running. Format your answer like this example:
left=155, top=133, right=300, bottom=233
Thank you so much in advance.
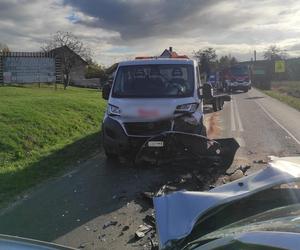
left=101, top=58, right=206, bottom=161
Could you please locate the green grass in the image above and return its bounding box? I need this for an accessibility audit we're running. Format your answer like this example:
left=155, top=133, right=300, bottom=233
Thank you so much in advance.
left=0, top=84, right=106, bottom=206
left=263, top=81, right=300, bottom=111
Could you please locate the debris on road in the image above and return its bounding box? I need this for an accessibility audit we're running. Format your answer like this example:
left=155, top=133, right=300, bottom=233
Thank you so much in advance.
left=149, top=237, right=159, bottom=250
left=156, top=185, right=177, bottom=196
left=143, top=215, right=156, bottom=228
left=135, top=224, right=152, bottom=238
left=141, top=192, right=155, bottom=205
left=122, top=225, right=130, bottom=231
left=103, top=220, right=118, bottom=229
left=253, top=159, right=268, bottom=164
left=230, top=169, right=244, bottom=181
left=239, top=165, right=251, bottom=173
left=78, top=242, right=89, bottom=249
left=222, top=175, right=230, bottom=184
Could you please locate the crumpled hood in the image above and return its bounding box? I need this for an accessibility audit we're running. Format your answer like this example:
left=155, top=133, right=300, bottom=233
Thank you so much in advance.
left=154, top=156, right=300, bottom=249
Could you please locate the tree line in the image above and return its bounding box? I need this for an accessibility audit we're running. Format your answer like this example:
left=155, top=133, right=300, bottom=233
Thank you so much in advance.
left=1, top=31, right=291, bottom=89
left=194, top=47, right=238, bottom=77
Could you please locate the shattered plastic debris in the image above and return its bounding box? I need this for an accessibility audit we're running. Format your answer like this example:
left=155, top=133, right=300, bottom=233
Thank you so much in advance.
left=135, top=224, right=152, bottom=238
left=239, top=165, right=251, bottom=173
left=149, top=237, right=159, bottom=250
left=79, top=242, right=88, bottom=249
left=143, top=215, right=156, bottom=228
left=156, top=185, right=177, bottom=196
left=230, top=169, right=244, bottom=181
left=103, top=221, right=118, bottom=229
left=141, top=192, right=154, bottom=205
left=142, top=192, right=154, bottom=200
left=253, top=159, right=268, bottom=164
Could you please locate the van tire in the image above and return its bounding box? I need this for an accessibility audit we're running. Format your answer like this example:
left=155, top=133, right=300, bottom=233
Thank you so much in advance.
left=212, top=99, right=218, bottom=112
left=200, top=124, right=207, bottom=137
left=218, top=98, right=223, bottom=110
left=196, top=120, right=207, bottom=137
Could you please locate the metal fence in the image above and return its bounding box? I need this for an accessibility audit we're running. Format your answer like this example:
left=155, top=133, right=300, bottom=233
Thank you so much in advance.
left=0, top=52, right=62, bottom=85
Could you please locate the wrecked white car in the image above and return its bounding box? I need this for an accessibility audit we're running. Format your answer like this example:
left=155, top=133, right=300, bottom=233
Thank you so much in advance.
left=154, top=156, right=300, bottom=250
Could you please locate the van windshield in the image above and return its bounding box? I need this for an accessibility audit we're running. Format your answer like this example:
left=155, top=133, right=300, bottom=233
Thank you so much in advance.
left=112, top=64, right=195, bottom=98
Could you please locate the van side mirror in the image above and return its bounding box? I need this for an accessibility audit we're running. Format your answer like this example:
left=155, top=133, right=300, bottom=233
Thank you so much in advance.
left=102, top=84, right=111, bottom=100
left=202, top=83, right=213, bottom=100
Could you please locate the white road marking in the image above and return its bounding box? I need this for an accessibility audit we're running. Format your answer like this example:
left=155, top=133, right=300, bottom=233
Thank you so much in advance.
left=236, top=137, right=246, bottom=147
left=234, top=99, right=244, bottom=132
left=256, top=100, right=300, bottom=145
left=230, top=98, right=236, bottom=131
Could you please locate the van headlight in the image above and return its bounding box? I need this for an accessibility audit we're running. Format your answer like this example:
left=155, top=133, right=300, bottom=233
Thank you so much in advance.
left=175, top=103, right=198, bottom=113
left=108, top=104, right=121, bottom=116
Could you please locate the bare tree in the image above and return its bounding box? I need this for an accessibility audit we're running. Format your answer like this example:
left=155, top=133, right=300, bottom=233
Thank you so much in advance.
left=264, top=45, right=288, bottom=61
left=42, top=31, right=92, bottom=89
left=218, top=55, right=238, bottom=70
left=194, top=48, right=218, bottom=77
left=0, top=42, right=10, bottom=53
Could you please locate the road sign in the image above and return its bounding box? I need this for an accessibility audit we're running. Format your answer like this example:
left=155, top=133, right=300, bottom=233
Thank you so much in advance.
left=275, top=60, right=285, bottom=73
left=253, top=68, right=265, bottom=75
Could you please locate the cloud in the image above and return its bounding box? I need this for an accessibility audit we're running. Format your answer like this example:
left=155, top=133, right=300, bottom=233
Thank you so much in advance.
left=63, top=0, right=218, bottom=40
left=2, top=0, right=300, bottom=65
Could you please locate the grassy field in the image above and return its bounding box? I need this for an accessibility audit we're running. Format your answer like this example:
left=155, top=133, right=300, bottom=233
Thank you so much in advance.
left=0, top=85, right=106, bottom=206
left=263, top=81, right=300, bottom=111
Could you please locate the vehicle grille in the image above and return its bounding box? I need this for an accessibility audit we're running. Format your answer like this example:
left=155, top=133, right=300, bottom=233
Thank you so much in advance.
left=124, top=120, right=171, bottom=136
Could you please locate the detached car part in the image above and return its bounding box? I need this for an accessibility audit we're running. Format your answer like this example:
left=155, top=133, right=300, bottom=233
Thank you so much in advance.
left=154, top=156, right=300, bottom=249
left=135, top=131, right=239, bottom=167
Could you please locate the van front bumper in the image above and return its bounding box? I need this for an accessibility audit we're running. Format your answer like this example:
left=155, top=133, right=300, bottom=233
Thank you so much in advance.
left=102, top=116, right=149, bottom=157
left=102, top=114, right=204, bottom=157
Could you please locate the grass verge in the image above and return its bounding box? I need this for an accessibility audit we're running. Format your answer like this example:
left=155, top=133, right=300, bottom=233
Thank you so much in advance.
left=0, top=85, right=106, bottom=206
left=263, top=81, right=300, bottom=111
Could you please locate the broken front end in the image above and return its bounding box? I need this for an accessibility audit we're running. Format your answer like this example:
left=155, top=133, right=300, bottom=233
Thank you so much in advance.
left=102, top=113, right=238, bottom=165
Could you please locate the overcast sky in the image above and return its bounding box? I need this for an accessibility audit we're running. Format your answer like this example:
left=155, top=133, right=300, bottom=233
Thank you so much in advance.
left=1, top=0, right=300, bottom=65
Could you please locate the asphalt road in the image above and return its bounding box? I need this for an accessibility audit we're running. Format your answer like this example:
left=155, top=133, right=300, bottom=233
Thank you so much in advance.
left=0, top=88, right=299, bottom=249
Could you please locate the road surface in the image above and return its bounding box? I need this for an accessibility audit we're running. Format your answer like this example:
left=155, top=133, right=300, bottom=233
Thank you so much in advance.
left=0, top=88, right=299, bottom=249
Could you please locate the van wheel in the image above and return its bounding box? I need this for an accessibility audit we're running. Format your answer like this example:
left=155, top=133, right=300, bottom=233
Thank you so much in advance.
left=218, top=98, right=223, bottom=110
left=196, top=122, right=207, bottom=137
left=212, top=99, right=218, bottom=112
left=200, top=124, right=207, bottom=137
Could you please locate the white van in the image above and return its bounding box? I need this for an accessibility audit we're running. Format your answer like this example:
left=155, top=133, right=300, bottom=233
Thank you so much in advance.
left=101, top=58, right=206, bottom=160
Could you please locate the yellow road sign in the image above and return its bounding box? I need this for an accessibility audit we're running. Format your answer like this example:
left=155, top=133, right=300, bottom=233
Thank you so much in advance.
left=275, top=60, right=285, bottom=73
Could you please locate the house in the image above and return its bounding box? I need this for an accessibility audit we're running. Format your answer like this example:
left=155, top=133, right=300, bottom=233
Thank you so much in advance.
left=160, top=47, right=189, bottom=59
left=50, top=46, right=99, bottom=87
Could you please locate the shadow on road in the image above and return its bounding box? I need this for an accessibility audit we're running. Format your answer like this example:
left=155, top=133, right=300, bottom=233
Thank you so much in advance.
left=0, top=132, right=101, bottom=208
left=0, top=132, right=236, bottom=246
